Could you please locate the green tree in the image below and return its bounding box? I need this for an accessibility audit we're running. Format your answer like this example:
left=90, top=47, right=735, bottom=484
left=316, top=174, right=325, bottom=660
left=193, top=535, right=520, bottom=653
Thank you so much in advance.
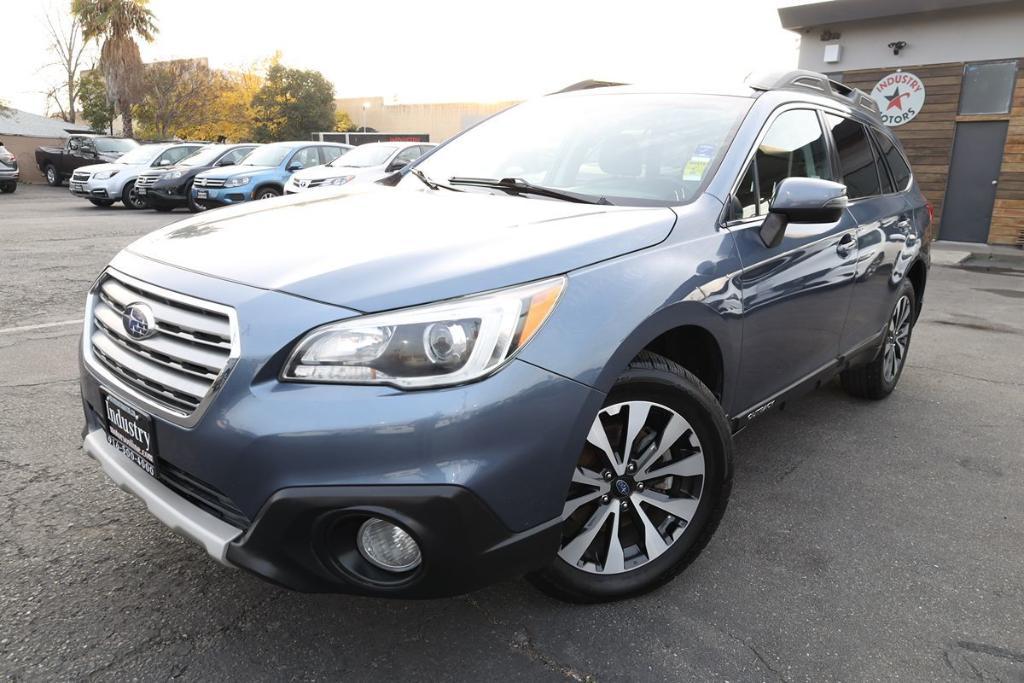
left=251, top=63, right=335, bottom=142
left=79, top=70, right=116, bottom=134
left=335, top=110, right=354, bottom=132
left=72, top=0, right=157, bottom=138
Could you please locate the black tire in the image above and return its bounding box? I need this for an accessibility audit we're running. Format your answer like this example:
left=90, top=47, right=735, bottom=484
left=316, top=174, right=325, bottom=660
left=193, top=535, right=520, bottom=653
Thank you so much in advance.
left=840, top=280, right=916, bottom=400
left=121, top=180, right=147, bottom=209
left=185, top=181, right=204, bottom=213
left=45, top=164, right=61, bottom=186
left=529, top=351, right=733, bottom=603
left=88, top=198, right=115, bottom=207
left=0, top=181, right=15, bottom=193
left=254, top=186, right=280, bottom=200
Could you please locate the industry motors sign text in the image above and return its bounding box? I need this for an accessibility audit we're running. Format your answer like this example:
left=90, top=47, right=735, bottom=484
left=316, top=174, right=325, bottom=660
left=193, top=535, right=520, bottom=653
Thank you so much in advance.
left=871, top=72, right=926, bottom=127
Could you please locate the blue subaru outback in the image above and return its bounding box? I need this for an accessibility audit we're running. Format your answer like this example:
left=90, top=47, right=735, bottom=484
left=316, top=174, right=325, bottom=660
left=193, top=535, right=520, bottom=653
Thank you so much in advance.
left=80, top=71, right=929, bottom=602
left=191, top=141, right=350, bottom=208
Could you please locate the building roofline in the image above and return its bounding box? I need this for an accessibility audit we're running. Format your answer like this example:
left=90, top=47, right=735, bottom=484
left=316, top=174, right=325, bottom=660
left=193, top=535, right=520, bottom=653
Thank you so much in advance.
left=778, top=0, right=1015, bottom=30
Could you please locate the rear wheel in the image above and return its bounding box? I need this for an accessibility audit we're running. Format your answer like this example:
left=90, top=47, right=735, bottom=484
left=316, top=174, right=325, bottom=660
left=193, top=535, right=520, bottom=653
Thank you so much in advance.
left=88, top=198, right=114, bottom=207
left=185, top=181, right=204, bottom=212
left=121, top=180, right=147, bottom=209
left=530, top=352, right=733, bottom=603
left=45, top=164, right=60, bottom=186
left=840, top=281, right=916, bottom=400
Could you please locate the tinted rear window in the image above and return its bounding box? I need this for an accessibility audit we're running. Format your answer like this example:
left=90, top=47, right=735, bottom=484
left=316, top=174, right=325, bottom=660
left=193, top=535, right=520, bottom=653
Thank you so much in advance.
left=873, top=132, right=912, bottom=192
left=825, top=114, right=882, bottom=199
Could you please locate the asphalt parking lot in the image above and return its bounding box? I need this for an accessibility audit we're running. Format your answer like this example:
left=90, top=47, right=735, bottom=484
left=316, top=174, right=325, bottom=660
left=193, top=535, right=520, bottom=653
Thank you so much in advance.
left=2, top=183, right=1023, bottom=681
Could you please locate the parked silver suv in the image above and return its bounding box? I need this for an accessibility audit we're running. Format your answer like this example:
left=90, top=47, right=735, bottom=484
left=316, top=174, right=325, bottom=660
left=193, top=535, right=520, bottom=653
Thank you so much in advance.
left=0, top=140, right=18, bottom=193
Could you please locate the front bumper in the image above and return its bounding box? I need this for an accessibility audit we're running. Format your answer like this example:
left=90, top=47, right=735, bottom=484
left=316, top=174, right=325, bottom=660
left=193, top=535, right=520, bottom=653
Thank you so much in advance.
left=71, top=177, right=120, bottom=200
left=0, top=168, right=18, bottom=181
left=192, top=185, right=251, bottom=208
left=145, top=185, right=188, bottom=206
left=79, top=254, right=602, bottom=595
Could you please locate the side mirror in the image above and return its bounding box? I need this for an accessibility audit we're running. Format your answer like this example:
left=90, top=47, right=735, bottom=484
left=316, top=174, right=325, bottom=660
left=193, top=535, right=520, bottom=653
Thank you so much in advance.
left=287, top=162, right=304, bottom=172
left=386, top=159, right=409, bottom=173
left=158, top=158, right=172, bottom=166
left=68, top=141, right=80, bottom=151
left=760, top=177, right=848, bottom=248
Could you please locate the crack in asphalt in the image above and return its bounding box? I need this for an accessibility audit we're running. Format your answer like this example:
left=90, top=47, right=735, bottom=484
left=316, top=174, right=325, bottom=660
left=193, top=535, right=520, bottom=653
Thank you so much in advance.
left=462, top=596, right=596, bottom=681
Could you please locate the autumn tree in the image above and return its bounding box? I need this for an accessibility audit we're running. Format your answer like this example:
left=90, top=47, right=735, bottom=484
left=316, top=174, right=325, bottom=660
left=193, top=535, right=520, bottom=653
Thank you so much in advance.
left=79, top=69, right=115, bottom=133
left=42, top=10, right=91, bottom=123
left=335, top=111, right=354, bottom=132
left=72, top=0, right=157, bottom=138
left=251, top=63, right=335, bottom=142
left=177, top=66, right=264, bottom=142
left=134, top=60, right=218, bottom=139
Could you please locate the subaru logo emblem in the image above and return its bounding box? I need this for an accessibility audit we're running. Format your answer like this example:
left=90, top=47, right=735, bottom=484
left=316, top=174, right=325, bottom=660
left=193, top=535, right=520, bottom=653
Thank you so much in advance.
left=614, top=479, right=630, bottom=496
left=122, top=302, right=156, bottom=340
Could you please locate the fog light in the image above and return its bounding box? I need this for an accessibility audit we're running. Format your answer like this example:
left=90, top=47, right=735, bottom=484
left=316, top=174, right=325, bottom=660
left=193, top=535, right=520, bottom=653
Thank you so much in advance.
left=357, top=518, right=421, bottom=572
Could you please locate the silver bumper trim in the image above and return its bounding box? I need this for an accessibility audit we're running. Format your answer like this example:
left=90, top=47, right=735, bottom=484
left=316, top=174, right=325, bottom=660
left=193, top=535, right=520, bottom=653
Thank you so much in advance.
left=83, top=429, right=242, bottom=565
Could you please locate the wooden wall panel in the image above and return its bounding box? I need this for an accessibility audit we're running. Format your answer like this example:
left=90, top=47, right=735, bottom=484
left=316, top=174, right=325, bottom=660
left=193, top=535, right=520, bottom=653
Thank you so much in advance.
left=840, top=59, right=1024, bottom=245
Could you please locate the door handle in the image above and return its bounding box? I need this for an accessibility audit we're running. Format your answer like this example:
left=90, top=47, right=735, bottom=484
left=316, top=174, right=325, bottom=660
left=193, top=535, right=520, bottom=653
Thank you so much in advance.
left=836, top=233, right=856, bottom=256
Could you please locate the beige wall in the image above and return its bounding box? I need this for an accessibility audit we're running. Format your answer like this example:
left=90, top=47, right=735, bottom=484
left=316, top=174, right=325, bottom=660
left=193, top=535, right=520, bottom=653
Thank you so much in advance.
left=1, top=135, right=66, bottom=184
left=336, top=97, right=520, bottom=143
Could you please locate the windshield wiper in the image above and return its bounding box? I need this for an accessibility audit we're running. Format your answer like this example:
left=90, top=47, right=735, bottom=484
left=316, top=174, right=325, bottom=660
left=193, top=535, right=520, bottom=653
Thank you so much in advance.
left=410, top=167, right=463, bottom=192
left=447, top=176, right=612, bottom=205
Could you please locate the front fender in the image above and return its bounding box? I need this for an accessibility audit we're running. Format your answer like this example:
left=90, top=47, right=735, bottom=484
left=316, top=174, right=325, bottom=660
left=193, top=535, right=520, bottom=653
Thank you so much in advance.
left=518, top=219, right=744, bottom=415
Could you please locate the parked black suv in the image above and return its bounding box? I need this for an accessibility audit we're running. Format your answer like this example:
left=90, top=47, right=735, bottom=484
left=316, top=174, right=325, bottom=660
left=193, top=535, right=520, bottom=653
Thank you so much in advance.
left=136, top=143, right=258, bottom=212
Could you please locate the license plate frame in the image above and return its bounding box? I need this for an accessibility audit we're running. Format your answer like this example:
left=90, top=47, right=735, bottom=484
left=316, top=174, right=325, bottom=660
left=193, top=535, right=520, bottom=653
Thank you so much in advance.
left=102, top=391, right=159, bottom=477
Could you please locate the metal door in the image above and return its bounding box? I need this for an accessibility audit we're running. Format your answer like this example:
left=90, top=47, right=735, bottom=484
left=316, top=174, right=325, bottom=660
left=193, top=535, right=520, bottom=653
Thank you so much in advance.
left=939, top=121, right=1008, bottom=243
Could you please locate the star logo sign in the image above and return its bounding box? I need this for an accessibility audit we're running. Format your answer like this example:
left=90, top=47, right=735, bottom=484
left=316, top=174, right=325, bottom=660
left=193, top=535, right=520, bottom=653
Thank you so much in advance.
left=885, top=87, right=911, bottom=112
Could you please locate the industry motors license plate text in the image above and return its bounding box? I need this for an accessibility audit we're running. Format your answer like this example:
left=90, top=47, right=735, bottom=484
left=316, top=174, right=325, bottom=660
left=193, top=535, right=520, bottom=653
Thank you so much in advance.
left=103, top=393, right=158, bottom=476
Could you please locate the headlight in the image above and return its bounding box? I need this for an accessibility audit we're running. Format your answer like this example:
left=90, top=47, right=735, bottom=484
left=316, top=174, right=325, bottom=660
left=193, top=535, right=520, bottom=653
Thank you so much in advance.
left=93, top=170, right=119, bottom=180
left=164, top=171, right=183, bottom=179
left=324, top=175, right=354, bottom=186
left=224, top=175, right=251, bottom=187
left=282, top=277, right=566, bottom=388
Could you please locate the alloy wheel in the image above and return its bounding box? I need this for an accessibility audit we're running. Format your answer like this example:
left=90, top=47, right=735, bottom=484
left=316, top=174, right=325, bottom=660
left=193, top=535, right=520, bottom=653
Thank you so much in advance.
left=558, top=401, right=705, bottom=575
left=883, top=295, right=912, bottom=382
left=47, top=167, right=56, bottom=184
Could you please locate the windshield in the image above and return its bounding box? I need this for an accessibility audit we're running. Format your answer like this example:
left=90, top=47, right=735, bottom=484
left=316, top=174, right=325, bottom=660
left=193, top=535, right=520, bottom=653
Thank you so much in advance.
left=330, top=144, right=396, bottom=168
left=240, top=144, right=291, bottom=167
left=115, top=145, right=161, bottom=165
left=407, top=93, right=750, bottom=206
left=93, top=138, right=138, bottom=155
left=178, top=146, right=224, bottom=167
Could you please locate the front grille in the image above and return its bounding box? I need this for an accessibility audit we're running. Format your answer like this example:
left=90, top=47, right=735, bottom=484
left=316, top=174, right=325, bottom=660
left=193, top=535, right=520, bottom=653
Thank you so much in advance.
left=72, top=171, right=91, bottom=183
left=135, top=173, right=160, bottom=188
left=193, top=176, right=225, bottom=188
left=89, top=271, right=235, bottom=417
left=157, top=460, right=250, bottom=529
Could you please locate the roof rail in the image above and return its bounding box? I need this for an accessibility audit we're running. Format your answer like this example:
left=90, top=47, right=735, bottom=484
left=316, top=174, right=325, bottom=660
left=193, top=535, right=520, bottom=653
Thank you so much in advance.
left=745, top=69, right=880, bottom=116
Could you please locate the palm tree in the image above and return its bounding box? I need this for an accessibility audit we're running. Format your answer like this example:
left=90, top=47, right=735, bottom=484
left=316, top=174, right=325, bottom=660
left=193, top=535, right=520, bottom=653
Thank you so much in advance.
left=71, top=0, right=157, bottom=138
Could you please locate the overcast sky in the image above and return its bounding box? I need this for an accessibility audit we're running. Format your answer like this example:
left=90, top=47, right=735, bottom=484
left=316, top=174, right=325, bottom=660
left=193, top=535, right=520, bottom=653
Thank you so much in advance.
left=4, top=0, right=812, bottom=115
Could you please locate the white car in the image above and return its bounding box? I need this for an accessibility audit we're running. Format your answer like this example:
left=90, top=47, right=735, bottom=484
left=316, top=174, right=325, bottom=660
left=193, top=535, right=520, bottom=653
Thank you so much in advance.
left=283, top=142, right=435, bottom=194
left=70, top=142, right=205, bottom=209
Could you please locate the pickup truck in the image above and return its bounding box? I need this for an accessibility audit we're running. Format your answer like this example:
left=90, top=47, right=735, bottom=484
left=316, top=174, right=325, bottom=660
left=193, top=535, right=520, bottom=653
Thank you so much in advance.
left=35, top=135, right=138, bottom=186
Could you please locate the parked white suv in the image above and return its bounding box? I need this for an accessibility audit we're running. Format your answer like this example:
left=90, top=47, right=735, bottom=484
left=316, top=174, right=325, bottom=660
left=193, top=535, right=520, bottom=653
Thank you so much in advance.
left=284, top=142, right=435, bottom=194
left=70, top=143, right=204, bottom=209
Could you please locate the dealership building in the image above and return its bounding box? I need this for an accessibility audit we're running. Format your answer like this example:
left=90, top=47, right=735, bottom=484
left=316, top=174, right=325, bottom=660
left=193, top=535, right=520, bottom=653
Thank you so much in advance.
left=779, top=0, right=1024, bottom=246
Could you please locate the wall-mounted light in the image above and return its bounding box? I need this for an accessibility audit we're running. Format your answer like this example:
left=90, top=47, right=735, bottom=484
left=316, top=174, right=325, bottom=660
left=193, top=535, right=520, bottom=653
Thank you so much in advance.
left=888, top=41, right=908, bottom=56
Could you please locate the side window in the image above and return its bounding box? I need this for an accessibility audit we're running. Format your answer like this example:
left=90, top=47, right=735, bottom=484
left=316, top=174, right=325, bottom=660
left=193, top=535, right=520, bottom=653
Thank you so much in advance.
left=158, top=146, right=193, bottom=166
left=393, top=146, right=422, bottom=166
left=825, top=115, right=883, bottom=199
left=290, top=147, right=321, bottom=169
left=320, top=146, right=344, bottom=164
left=873, top=132, right=912, bottom=192
left=221, top=147, right=250, bottom=165
left=728, top=109, right=829, bottom=220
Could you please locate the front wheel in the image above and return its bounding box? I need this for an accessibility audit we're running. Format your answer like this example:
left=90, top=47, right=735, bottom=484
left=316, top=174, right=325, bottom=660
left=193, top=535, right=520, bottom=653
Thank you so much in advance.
left=45, top=164, right=61, bottom=186
left=88, top=198, right=114, bottom=207
left=530, top=351, right=733, bottom=603
left=840, top=280, right=916, bottom=400
left=254, top=187, right=280, bottom=200
left=185, top=181, right=205, bottom=212
left=0, top=181, right=16, bottom=193
left=121, top=180, right=147, bottom=210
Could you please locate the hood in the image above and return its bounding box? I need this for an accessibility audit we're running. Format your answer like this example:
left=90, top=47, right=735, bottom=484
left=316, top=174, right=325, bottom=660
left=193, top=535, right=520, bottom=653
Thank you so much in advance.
left=198, top=164, right=272, bottom=179
left=291, top=164, right=362, bottom=181
left=127, top=185, right=677, bottom=312
left=78, top=162, right=129, bottom=174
